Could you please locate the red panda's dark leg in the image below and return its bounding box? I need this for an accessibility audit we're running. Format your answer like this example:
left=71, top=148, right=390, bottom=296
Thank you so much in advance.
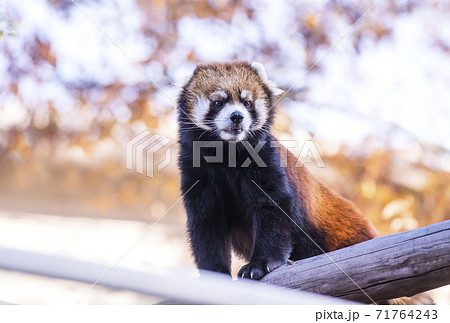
left=183, top=178, right=231, bottom=275
left=237, top=204, right=292, bottom=279
left=187, top=216, right=231, bottom=274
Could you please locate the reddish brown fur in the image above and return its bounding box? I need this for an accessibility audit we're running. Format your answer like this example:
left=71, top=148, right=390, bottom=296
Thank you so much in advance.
left=179, top=61, right=431, bottom=304
left=285, top=148, right=379, bottom=251
left=183, top=62, right=271, bottom=112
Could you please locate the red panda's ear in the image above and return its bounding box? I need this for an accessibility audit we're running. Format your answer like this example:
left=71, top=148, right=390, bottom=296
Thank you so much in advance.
left=250, top=62, right=284, bottom=97
left=172, top=73, right=192, bottom=89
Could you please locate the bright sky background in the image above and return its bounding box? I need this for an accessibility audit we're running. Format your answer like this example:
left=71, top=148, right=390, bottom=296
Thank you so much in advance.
left=1, top=0, right=449, bottom=152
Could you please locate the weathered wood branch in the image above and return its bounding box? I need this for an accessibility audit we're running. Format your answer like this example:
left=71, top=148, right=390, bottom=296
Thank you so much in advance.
left=261, top=220, right=450, bottom=304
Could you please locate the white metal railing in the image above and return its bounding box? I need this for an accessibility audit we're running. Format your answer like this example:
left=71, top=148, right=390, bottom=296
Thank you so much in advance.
left=0, top=246, right=357, bottom=305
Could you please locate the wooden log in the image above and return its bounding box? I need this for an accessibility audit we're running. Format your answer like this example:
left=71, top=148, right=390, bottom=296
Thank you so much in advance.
left=261, top=220, right=450, bottom=304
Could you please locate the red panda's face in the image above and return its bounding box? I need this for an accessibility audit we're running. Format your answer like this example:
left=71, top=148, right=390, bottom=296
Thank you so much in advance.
left=178, top=62, right=282, bottom=141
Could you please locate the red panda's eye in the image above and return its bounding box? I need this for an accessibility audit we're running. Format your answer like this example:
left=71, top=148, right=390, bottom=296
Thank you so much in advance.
left=244, top=101, right=252, bottom=108
left=213, top=100, right=223, bottom=108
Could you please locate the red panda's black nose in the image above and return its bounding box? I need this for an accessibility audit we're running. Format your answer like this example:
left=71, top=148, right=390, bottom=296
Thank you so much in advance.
left=230, top=111, right=244, bottom=124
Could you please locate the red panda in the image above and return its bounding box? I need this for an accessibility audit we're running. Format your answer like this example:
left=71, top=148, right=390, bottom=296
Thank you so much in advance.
left=176, top=61, right=432, bottom=304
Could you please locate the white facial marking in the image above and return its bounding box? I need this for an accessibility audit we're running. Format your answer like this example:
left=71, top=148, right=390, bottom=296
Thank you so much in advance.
left=192, top=96, right=212, bottom=130
left=251, top=99, right=268, bottom=130
left=241, top=89, right=253, bottom=101
left=220, top=129, right=247, bottom=142
left=215, top=103, right=251, bottom=141
left=213, top=90, right=228, bottom=100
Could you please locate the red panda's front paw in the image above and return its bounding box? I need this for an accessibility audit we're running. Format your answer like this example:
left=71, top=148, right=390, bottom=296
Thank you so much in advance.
left=237, top=259, right=285, bottom=280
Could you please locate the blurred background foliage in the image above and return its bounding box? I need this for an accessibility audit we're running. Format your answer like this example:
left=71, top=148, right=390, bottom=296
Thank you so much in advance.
left=0, top=0, right=449, bottom=302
